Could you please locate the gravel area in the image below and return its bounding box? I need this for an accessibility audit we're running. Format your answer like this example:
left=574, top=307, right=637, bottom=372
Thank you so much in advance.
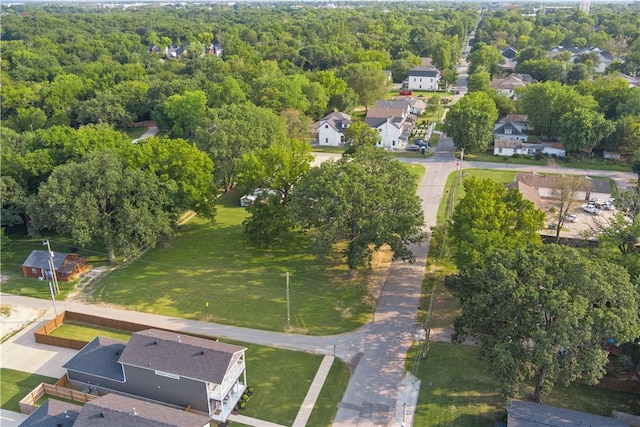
left=0, top=304, right=44, bottom=342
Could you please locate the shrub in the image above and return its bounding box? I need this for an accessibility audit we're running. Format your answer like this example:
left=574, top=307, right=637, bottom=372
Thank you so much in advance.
left=242, top=393, right=249, bottom=401
left=248, top=387, right=255, bottom=394
left=240, top=401, right=246, bottom=409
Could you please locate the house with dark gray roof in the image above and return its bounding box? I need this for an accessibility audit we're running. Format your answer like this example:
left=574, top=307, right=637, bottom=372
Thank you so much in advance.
left=314, top=112, right=351, bottom=146
left=407, top=65, right=440, bottom=91
left=508, top=399, right=629, bottom=427
left=375, top=98, right=426, bottom=116
left=494, top=122, right=528, bottom=142
left=19, top=393, right=211, bottom=427
left=63, top=329, right=247, bottom=423
left=21, top=250, right=88, bottom=282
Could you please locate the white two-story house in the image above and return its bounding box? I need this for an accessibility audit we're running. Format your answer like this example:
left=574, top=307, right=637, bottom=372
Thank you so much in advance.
left=315, top=112, right=351, bottom=146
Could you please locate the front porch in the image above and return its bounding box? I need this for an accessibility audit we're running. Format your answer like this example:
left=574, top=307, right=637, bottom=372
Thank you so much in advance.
left=210, top=380, right=246, bottom=422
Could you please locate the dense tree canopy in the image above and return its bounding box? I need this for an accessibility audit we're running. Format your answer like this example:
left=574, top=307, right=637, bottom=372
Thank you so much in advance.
left=28, top=151, right=174, bottom=262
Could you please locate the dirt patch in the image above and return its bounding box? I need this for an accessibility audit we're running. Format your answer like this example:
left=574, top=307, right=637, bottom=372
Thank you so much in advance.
left=0, top=304, right=44, bottom=342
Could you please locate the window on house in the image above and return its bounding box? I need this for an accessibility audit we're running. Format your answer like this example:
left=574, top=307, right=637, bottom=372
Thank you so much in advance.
left=32, top=268, right=37, bottom=274
left=505, top=128, right=512, bottom=134
left=325, top=125, right=329, bottom=128
left=325, top=138, right=328, bottom=143
left=499, top=148, right=503, bottom=153
left=392, top=141, right=396, bottom=146
left=419, top=78, right=422, bottom=82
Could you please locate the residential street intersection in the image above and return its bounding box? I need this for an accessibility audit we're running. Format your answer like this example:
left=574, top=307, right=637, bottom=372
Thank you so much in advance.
left=1, top=140, right=636, bottom=426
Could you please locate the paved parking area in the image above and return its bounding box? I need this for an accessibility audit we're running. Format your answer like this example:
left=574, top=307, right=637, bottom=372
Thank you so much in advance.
left=540, top=201, right=617, bottom=240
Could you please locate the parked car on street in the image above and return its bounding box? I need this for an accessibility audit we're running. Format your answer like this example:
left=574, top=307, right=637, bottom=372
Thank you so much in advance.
left=582, top=204, right=601, bottom=215
left=566, top=214, right=579, bottom=223
left=406, top=144, right=420, bottom=151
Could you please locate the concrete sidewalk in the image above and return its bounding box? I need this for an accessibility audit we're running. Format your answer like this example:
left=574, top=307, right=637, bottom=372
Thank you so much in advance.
left=293, top=355, right=335, bottom=427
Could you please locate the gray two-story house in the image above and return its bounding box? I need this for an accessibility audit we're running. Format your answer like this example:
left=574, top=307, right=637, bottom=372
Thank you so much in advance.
left=63, top=329, right=247, bottom=423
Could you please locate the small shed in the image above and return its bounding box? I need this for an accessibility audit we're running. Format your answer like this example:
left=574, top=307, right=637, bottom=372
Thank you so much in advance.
left=21, top=250, right=89, bottom=282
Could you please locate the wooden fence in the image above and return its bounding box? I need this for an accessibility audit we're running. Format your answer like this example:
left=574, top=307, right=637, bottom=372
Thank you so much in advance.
left=19, top=382, right=97, bottom=415
left=34, top=311, right=218, bottom=350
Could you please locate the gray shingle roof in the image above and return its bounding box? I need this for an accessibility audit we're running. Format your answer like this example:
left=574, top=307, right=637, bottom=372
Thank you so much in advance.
left=318, top=112, right=351, bottom=133
left=508, top=399, right=629, bottom=427
left=118, top=329, right=245, bottom=384
left=408, top=65, right=439, bottom=77
left=22, top=250, right=68, bottom=271
left=494, top=123, right=525, bottom=136
left=63, top=336, right=126, bottom=382
left=19, top=399, right=81, bottom=427
left=73, top=393, right=210, bottom=427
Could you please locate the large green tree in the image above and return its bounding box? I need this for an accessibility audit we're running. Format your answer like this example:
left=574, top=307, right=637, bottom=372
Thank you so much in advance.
left=453, top=245, right=640, bottom=402
left=444, top=92, right=498, bottom=153
left=341, top=62, right=390, bottom=113
left=518, top=81, right=598, bottom=139
left=237, top=139, right=313, bottom=244
left=131, top=137, right=217, bottom=218
left=448, top=177, right=545, bottom=269
left=28, top=150, right=174, bottom=262
left=194, top=103, right=288, bottom=191
left=290, top=146, right=426, bottom=272
left=559, top=108, right=615, bottom=153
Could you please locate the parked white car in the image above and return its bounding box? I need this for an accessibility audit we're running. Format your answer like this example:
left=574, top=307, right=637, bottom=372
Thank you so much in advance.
left=582, top=204, right=601, bottom=215
left=566, top=214, right=579, bottom=223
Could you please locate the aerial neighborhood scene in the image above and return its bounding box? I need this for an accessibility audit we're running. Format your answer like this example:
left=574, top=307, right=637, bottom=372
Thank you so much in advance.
left=1, top=1, right=640, bottom=426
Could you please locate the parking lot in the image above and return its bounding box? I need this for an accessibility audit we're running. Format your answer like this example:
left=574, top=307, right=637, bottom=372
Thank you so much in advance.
left=540, top=200, right=617, bottom=240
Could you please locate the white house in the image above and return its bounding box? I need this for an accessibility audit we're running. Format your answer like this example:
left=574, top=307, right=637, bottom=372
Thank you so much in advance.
left=407, top=65, right=440, bottom=91
left=489, top=73, right=534, bottom=98
left=494, top=140, right=566, bottom=158
left=494, top=121, right=528, bottom=142
left=365, top=107, right=416, bottom=150
left=315, top=112, right=351, bottom=146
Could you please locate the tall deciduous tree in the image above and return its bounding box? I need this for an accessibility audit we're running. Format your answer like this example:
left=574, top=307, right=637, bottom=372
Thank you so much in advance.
left=28, top=151, right=174, bottom=262
left=290, top=146, right=426, bottom=273
left=559, top=108, right=615, bottom=154
left=194, top=103, right=288, bottom=191
left=343, top=121, right=381, bottom=151
left=341, top=62, right=390, bottom=113
left=162, top=90, right=208, bottom=138
left=453, top=245, right=639, bottom=402
left=237, top=139, right=313, bottom=244
left=518, top=81, right=598, bottom=139
left=548, top=175, right=592, bottom=243
left=131, top=137, right=217, bottom=218
left=448, top=177, right=544, bottom=269
left=444, top=92, right=498, bottom=152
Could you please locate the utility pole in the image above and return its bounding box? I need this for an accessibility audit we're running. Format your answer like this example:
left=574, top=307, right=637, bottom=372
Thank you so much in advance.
left=43, top=240, right=59, bottom=293
left=458, top=147, right=464, bottom=185
left=286, top=272, right=291, bottom=330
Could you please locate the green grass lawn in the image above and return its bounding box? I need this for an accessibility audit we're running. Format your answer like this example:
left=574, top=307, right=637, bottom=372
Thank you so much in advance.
left=87, top=182, right=408, bottom=334
left=1, top=368, right=57, bottom=412
left=306, top=358, right=351, bottom=426
left=466, top=152, right=545, bottom=166
left=225, top=339, right=331, bottom=426
left=556, top=157, right=631, bottom=172
left=49, top=322, right=132, bottom=342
